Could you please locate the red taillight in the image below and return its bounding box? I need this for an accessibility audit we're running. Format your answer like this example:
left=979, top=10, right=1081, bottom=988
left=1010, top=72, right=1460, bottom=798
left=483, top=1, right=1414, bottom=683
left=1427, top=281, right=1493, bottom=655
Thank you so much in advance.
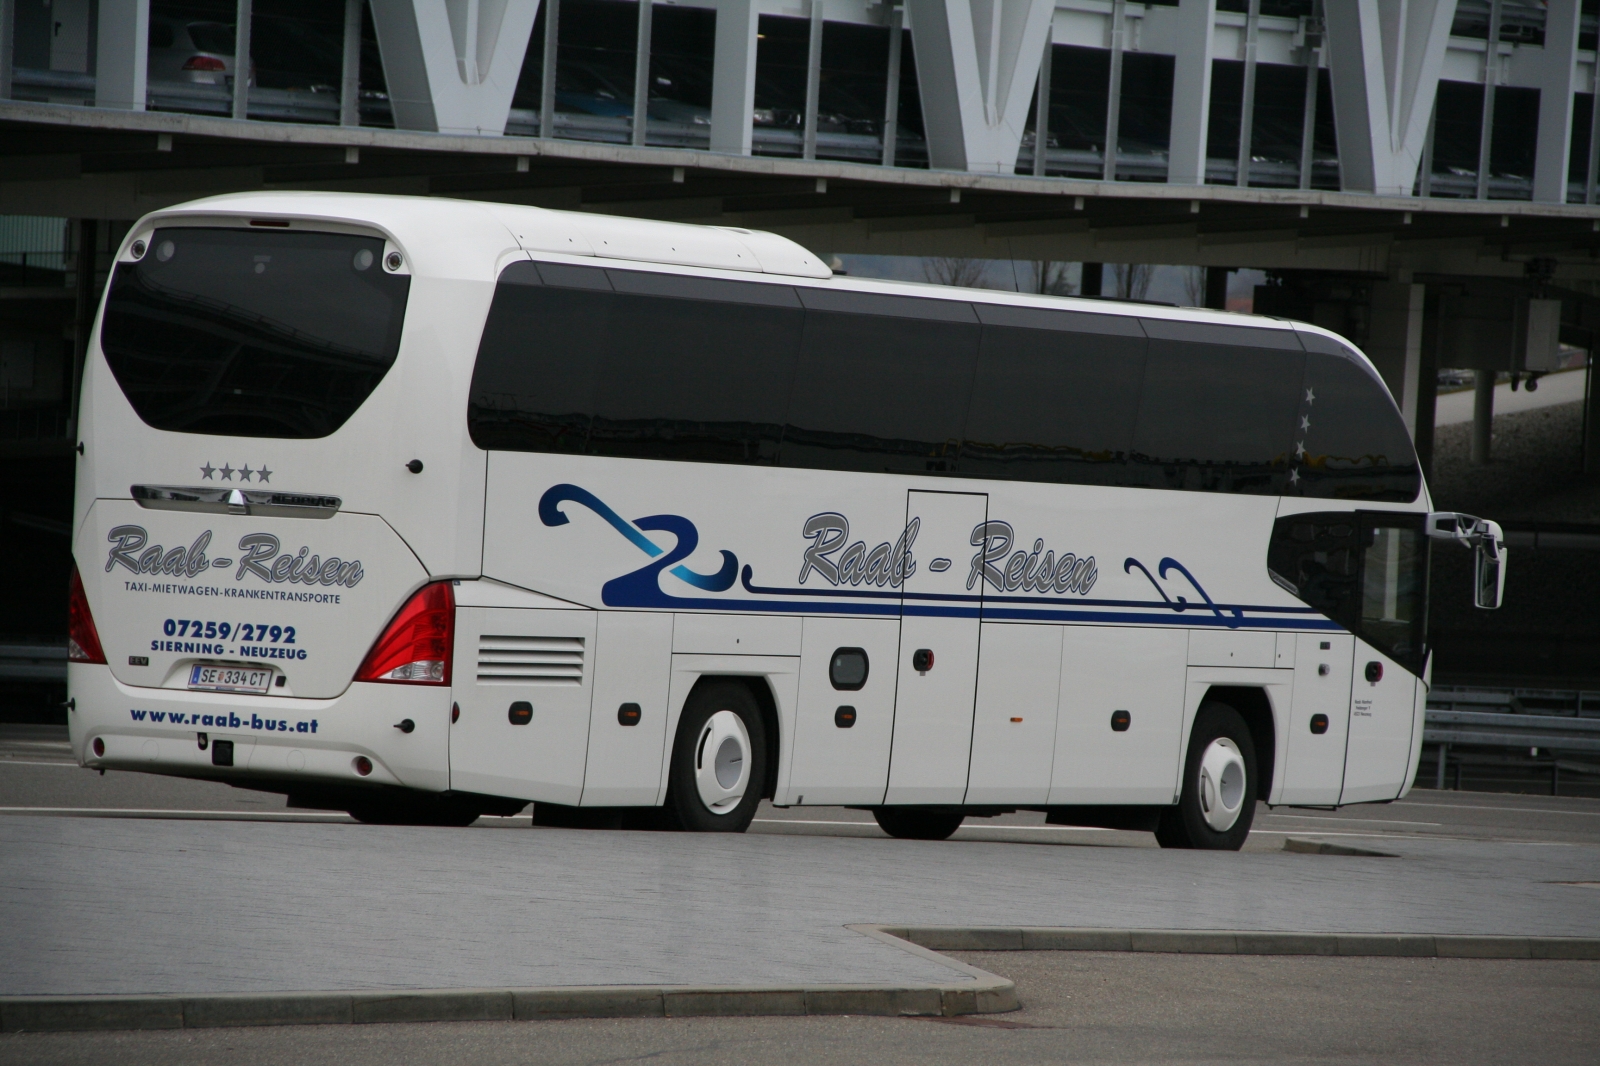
left=68, top=564, right=107, bottom=665
left=183, top=55, right=227, bottom=71
left=355, top=581, right=454, bottom=685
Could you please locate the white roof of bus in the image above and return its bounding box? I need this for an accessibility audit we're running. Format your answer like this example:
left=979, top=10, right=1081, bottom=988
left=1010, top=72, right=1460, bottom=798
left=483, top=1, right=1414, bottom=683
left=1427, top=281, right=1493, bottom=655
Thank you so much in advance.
left=137, top=191, right=1369, bottom=366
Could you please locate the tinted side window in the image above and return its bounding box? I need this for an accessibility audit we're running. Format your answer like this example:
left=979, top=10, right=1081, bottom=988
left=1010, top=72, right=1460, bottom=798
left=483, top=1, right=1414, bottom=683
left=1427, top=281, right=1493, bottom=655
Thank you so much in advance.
left=467, top=262, right=608, bottom=454
left=1288, top=347, right=1421, bottom=503
left=1268, top=512, right=1361, bottom=630
left=782, top=291, right=980, bottom=474
left=1129, top=321, right=1304, bottom=494
left=587, top=271, right=802, bottom=463
left=961, top=305, right=1145, bottom=484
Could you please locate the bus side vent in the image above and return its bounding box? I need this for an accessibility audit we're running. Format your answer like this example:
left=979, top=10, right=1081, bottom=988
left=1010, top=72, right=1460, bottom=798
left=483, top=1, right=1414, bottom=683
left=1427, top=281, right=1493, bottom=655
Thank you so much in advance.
left=476, top=635, right=585, bottom=685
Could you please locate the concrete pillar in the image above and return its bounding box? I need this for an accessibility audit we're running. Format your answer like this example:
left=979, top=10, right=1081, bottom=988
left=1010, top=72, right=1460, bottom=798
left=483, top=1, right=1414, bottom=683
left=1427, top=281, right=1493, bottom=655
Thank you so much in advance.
left=632, top=0, right=654, bottom=148
left=1529, top=0, right=1582, bottom=204
left=1324, top=0, right=1454, bottom=195
left=709, top=0, right=758, bottom=155
left=369, top=0, right=541, bottom=135
left=1472, top=370, right=1495, bottom=464
left=1583, top=356, right=1600, bottom=474
left=906, top=0, right=1054, bottom=173
left=1204, top=266, right=1228, bottom=310
left=95, top=0, right=150, bottom=111
left=1166, top=0, right=1216, bottom=186
left=1367, top=281, right=1426, bottom=437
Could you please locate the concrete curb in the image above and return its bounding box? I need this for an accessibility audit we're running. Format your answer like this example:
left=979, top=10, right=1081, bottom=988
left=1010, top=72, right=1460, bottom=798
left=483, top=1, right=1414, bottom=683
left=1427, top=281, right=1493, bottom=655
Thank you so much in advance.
left=882, top=927, right=1600, bottom=960
left=6, top=925, right=1597, bottom=1033
left=0, top=927, right=1016, bottom=1034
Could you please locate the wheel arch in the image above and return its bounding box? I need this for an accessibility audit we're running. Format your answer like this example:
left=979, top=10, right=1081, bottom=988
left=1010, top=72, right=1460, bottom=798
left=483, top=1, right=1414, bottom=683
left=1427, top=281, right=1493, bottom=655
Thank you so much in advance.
left=1199, top=685, right=1276, bottom=801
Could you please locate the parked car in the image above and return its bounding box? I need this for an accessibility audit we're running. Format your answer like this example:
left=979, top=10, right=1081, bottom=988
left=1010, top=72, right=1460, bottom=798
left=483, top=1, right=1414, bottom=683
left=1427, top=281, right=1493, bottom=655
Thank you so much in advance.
left=147, top=17, right=247, bottom=87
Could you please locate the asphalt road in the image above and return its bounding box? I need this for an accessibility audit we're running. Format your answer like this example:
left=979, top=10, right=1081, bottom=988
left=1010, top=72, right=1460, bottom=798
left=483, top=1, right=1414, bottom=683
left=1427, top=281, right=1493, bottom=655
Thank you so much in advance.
left=3, top=952, right=1595, bottom=1066
left=5, top=724, right=1599, bottom=849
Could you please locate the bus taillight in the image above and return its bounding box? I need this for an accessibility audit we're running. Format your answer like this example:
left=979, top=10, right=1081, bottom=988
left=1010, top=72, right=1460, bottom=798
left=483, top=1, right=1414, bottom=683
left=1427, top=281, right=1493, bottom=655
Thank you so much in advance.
left=355, top=581, right=454, bottom=685
left=68, top=564, right=107, bottom=665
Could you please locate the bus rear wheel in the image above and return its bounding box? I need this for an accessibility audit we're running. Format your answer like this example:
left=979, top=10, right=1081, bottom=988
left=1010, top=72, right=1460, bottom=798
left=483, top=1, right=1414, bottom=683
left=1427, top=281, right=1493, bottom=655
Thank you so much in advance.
left=665, top=680, right=767, bottom=833
left=1155, top=702, right=1257, bottom=850
left=872, top=808, right=965, bottom=841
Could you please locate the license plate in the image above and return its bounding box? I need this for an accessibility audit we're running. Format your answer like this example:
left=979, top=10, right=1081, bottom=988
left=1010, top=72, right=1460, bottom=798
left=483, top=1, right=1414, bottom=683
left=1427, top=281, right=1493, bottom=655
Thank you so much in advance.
left=188, top=664, right=273, bottom=694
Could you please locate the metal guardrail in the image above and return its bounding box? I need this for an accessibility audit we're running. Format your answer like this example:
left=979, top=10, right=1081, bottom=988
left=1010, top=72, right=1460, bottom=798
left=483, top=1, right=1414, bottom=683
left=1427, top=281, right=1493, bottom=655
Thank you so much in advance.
left=0, top=643, right=67, bottom=683
left=1424, top=710, right=1600, bottom=753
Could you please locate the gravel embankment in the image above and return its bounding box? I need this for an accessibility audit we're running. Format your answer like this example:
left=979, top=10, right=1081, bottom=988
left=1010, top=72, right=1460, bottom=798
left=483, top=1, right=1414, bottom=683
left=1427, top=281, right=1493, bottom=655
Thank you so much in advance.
left=1428, top=399, right=1599, bottom=523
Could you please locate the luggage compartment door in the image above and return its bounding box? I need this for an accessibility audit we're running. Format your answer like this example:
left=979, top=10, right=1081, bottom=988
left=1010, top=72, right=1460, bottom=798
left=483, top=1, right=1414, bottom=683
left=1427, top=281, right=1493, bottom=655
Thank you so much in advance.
left=450, top=607, right=597, bottom=804
left=788, top=616, right=900, bottom=806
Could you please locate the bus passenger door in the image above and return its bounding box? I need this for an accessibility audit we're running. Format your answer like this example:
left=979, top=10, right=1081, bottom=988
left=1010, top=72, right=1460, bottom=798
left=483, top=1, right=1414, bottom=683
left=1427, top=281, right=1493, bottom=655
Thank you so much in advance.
left=450, top=607, right=597, bottom=805
left=885, top=490, right=987, bottom=805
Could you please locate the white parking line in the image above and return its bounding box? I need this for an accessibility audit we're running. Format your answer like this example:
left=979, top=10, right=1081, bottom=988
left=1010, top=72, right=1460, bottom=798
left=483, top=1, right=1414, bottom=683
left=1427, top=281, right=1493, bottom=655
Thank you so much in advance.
left=754, top=818, right=1113, bottom=832
left=1395, top=800, right=1600, bottom=818
left=0, top=759, right=80, bottom=768
left=1261, top=814, right=1441, bottom=826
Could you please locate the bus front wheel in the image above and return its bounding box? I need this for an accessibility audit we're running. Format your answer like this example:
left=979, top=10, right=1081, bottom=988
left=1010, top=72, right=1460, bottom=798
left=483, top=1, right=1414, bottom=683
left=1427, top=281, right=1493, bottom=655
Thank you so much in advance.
left=1155, top=702, right=1257, bottom=851
left=666, top=680, right=767, bottom=832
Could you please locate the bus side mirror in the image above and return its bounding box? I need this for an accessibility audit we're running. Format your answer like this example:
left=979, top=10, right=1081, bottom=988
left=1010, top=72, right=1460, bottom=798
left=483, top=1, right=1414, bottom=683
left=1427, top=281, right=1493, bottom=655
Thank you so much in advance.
left=1426, top=512, right=1506, bottom=611
left=1474, top=532, right=1505, bottom=610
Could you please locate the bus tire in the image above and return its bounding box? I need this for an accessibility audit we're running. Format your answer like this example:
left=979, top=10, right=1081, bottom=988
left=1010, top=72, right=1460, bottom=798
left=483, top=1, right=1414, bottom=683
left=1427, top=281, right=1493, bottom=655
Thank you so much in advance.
left=872, top=807, right=965, bottom=841
left=666, top=680, right=767, bottom=833
left=1155, top=702, right=1257, bottom=851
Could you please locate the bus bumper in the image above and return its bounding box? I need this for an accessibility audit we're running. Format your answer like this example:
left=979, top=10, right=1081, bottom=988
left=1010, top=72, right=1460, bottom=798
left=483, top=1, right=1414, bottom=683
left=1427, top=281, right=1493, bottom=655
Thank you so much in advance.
left=66, top=663, right=450, bottom=793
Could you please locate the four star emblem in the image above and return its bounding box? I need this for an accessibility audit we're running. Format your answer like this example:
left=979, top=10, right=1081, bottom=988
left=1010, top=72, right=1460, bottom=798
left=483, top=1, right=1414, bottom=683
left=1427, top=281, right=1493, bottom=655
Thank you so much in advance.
left=201, top=462, right=275, bottom=483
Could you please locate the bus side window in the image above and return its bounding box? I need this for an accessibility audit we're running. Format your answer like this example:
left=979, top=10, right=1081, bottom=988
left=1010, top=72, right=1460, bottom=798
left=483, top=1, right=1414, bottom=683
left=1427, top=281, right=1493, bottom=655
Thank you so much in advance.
left=783, top=290, right=980, bottom=475
left=588, top=270, right=803, bottom=465
left=1285, top=341, right=1422, bottom=504
left=468, top=262, right=609, bottom=454
left=1267, top=513, right=1361, bottom=631
left=1130, top=320, right=1305, bottom=495
left=962, top=304, right=1145, bottom=486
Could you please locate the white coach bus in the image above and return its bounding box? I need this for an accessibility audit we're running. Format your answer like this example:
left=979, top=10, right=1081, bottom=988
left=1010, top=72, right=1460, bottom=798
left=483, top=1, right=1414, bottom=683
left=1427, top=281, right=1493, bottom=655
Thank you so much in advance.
left=67, top=191, right=1506, bottom=849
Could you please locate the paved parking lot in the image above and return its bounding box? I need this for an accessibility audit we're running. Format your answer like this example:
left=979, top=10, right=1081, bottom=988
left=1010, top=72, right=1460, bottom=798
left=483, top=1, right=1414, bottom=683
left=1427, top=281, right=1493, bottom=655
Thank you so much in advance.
left=3, top=723, right=1599, bottom=999
left=3, top=953, right=1596, bottom=1066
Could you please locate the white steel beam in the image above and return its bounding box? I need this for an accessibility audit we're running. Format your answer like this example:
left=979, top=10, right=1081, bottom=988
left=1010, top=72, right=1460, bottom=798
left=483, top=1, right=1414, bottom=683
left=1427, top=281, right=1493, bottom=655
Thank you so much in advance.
left=883, top=4, right=906, bottom=167
left=709, top=0, right=759, bottom=155
left=233, top=0, right=253, bottom=120
left=906, top=0, right=1055, bottom=173
left=633, top=0, right=653, bottom=148
left=1529, top=0, right=1581, bottom=204
left=1325, top=0, right=1458, bottom=195
left=95, top=0, right=150, bottom=111
left=369, top=0, right=541, bottom=135
left=1166, top=0, right=1217, bottom=186
left=340, top=0, right=362, bottom=127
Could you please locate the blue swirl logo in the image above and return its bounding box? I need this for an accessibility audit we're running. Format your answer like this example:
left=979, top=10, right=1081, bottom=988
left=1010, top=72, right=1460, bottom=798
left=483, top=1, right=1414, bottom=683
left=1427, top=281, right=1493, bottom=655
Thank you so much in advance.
left=539, top=484, right=739, bottom=605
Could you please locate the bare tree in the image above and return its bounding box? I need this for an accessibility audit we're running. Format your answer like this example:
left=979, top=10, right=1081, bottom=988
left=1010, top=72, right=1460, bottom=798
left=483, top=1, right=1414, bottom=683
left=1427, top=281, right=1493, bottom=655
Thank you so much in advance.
left=1031, top=260, right=1075, bottom=296
left=923, top=257, right=990, bottom=288
left=1182, top=266, right=1208, bottom=307
left=1110, top=262, right=1153, bottom=301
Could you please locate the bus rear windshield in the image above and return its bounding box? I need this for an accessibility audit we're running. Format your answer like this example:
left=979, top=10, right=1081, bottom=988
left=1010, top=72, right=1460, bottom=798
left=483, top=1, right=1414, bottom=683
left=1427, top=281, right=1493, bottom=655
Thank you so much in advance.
left=101, top=227, right=410, bottom=438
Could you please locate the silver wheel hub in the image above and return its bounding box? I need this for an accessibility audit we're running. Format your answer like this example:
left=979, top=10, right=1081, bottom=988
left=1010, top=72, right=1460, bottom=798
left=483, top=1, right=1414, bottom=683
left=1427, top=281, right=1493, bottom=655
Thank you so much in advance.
left=694, top=710, right=751, bottom=815
left=1197, top=737, right=1247, bottom=832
